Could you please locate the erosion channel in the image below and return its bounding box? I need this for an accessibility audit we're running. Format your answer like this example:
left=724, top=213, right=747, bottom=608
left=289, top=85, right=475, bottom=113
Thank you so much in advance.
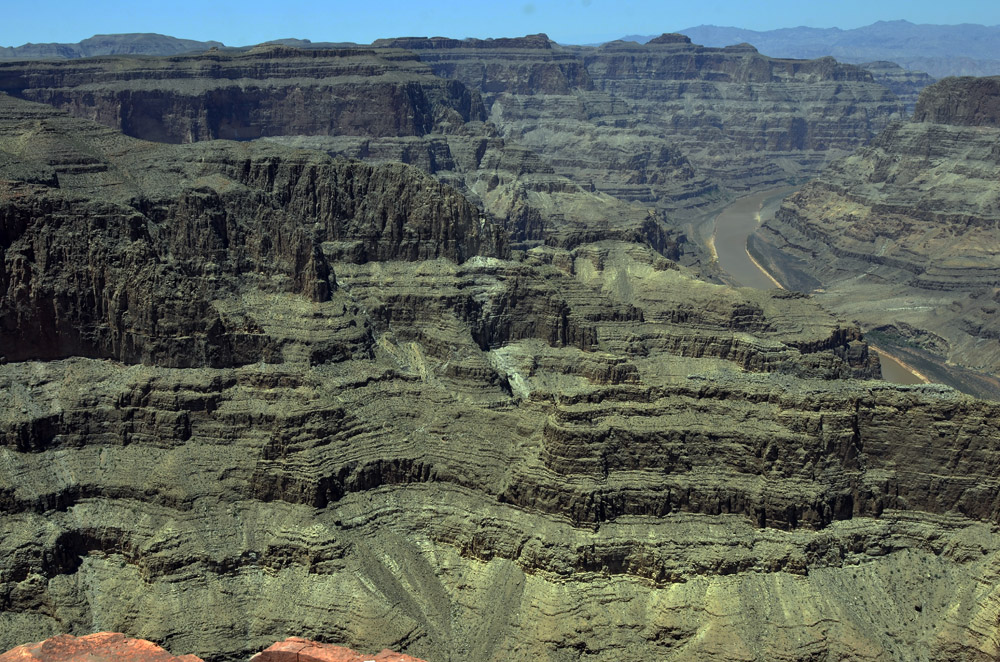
left=711, top=187, right=925, bottom=385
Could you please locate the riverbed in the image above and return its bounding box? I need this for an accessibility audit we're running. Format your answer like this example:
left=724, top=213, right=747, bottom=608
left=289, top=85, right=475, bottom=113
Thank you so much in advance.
left=711, top=186, right=798, bottom=289
left=711, top=187, right=927, bottom=386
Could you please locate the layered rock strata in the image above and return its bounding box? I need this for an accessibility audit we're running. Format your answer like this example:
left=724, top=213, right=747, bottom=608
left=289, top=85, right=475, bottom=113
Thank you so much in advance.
left=0, top=36, right=906, bottom=267
left=2, top=93, right=1000, bottom=662
left=859, top=61, right=936, bottom=112
left=0, top=46, right=485, bottom=143
left=580, top=37, right=904, bottom=187
left=751, top=76, right=1000, bottom=397
left=0, top=46, right=686, bottom=257
left=0, top=95, right=505, bottom=366
left=379, top=33, right=904, bottom=203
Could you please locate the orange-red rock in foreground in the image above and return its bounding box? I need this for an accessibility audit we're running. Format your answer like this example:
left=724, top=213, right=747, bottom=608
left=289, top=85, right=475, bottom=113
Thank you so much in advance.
left=0, top=633, right=202, bottom=662
left=0, top=635, right=425, bottom=662
left=250, top=637, right=426, bottom=662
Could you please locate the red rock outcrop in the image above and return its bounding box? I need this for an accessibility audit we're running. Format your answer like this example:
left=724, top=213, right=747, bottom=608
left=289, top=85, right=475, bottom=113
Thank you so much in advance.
left=252, top=637, right=425, bottom=662
left=0, top=635, right=423, bottom=662
left=0, top=633, right=201, bottom=662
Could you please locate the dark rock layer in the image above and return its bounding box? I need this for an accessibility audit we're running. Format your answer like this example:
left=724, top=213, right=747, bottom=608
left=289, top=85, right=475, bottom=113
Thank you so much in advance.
left=0, top=36, right=906, bottom=267
left=0, top=47, right=486, bottom=143
left=0, top=95, right=504, bottom=366
left=388, top=33, right=904, bottom=201
left=913, top=75, right=1000, bottom=126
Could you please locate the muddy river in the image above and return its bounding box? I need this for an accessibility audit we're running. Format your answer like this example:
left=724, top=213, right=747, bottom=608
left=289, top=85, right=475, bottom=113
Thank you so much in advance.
left=711, top=187, right=926, bottom=386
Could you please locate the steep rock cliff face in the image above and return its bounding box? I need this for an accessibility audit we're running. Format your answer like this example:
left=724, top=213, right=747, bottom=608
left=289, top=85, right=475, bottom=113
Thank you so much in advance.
left=383, top=33, right=904, bottom=207
left=0, top=45, right=689, bottom=260
left=0, top=46, right=485, bottom=143
left=0, top=37, right=907, bottom=271
left=912, top=75, right=1000, bottom=125
left=859, top=61, right=936, bottom=112
left=3, top=94, right=1000, bottom=662
left=751, top=76, right=1000, bottom=397
left=370, top=34, right=723, bottom=218
left=262, top=130, right=678, bottom=255
left=0, top=95, right=505, bottom=366
left=580, top=37, right=904, bottom=188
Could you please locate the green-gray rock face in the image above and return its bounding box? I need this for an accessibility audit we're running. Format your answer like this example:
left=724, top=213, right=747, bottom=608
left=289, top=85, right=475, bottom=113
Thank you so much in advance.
left=752, top=76, right=1000, bottom=399
left=0, top=45, right=999, bottom=662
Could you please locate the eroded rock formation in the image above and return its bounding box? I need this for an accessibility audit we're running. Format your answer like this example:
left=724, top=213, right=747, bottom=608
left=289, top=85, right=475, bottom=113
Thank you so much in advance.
left=859, top=60, right=936, bottom=112
left=0, top=46, right=485, bottom=143
left=751, top=76, right=1000, bottom=398
left=380, top=33, right=904, bottom=200
left=1, top=87, right=1000, bottom=662
left=0, top=35, right=907, bottom=266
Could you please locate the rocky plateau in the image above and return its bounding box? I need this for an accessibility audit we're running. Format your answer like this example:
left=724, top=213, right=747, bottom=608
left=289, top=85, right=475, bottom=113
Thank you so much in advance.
left=0, top=34, right=225, bottom=61
left=0, top=35, right=999, bottom=662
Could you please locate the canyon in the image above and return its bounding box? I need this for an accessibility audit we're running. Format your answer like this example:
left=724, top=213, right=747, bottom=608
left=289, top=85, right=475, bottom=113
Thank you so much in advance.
left=0, top=32, right=999, bottom=662
left=752, top=75, right=1000, bottom=400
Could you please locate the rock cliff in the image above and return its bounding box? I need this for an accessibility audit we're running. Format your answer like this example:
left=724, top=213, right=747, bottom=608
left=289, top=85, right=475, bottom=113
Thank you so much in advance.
left=580, top=37, right=903, bottom=188
left=751, top=76, right=1000, bottom=398
left=0, top=37, right=906, bottom=268
left=0, top=94, right=505, bottom=366
left=0, top=47, right=485, bottom=143
left=859, top=61, right=936, bottom=112
left=0, top=44, right=687, bottom=259
left=381, top=33, right=904, bottom=203
left=2, top=92, right=1000, bottom=662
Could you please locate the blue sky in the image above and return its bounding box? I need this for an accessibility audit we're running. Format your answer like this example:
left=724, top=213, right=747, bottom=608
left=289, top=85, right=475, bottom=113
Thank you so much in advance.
left=4, top=0, right=1000, bottom=47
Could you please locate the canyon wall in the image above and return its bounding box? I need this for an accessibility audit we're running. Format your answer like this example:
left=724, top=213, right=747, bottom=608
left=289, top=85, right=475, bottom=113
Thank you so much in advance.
left=1, top=92, right=1000, bottom=662
left=0, top=36, right=907, bottom=265
left=752, top=76, right=1000, bottom=398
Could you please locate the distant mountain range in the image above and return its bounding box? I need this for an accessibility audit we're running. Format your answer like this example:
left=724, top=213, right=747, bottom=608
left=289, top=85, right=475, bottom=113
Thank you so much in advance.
left=0, top=33, right=223, bottom=59
left=625, top=21, right=1000, bottom=78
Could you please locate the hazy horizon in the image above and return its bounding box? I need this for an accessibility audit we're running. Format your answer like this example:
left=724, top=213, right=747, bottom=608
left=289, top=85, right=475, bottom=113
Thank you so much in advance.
left=4, top=0, right=1000, bottom=49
